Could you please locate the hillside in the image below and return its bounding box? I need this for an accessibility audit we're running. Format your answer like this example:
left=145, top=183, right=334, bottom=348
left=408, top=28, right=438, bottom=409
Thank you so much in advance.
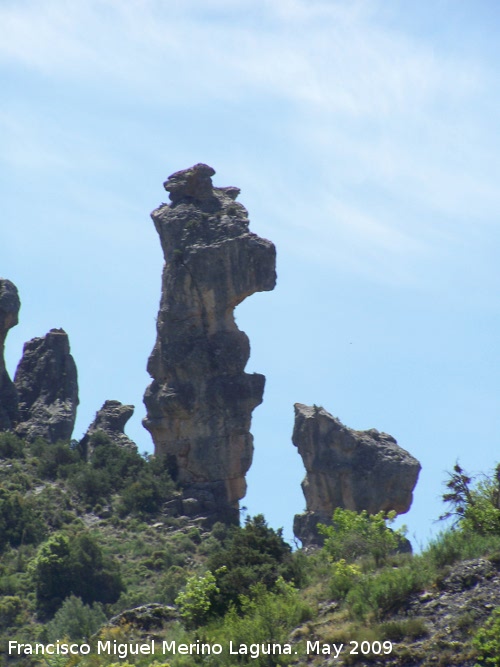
left=1, top=431, right=500, bottom=667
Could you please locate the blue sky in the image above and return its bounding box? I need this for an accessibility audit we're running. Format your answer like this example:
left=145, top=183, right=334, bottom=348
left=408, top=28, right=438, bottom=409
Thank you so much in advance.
left=1, top=0, right=499, bottom=547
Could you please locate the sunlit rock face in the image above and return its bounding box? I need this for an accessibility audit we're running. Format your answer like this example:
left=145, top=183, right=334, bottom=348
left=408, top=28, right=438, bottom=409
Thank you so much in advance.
left=0, top=279, right=20, bottom=431
left=14, top=328, right=79, bottom=443
left=293, top=403, right=421, bottom=546
left=143, top=164, right=276, bottom=524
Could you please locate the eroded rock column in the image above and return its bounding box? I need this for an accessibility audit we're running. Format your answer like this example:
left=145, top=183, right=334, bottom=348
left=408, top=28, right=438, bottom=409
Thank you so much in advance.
left=293, top=403, right=421, bottom=546
left=14, top=328, right=79, bottom=443
left=143, top=164, right=276, bottom=523
left=80, top=400, right=136, bottom=459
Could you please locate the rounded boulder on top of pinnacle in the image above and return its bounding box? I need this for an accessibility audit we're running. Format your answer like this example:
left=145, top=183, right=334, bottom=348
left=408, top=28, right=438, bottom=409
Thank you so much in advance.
left=163, top=163, right=217, bottom=204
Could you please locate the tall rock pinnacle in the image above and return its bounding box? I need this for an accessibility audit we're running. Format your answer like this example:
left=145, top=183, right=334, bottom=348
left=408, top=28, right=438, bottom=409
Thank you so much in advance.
left=0, top=279, right=20, bottom=430
left=143, top=164, right=276, bottom=524
left=14, top=328, right=79, bottom=443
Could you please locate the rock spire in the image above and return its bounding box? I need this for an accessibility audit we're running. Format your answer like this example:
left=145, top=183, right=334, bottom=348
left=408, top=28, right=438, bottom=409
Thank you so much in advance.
left=14, top=328, right=79, bottom=443
left=143, top=164, right=276, bottom=524
left=80, top=400, right=136, bottom=459
left=293, top=403, right=421, bottom=546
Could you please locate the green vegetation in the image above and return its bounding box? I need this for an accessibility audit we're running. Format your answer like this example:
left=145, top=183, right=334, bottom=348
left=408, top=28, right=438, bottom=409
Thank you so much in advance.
left=2, top=433, right=500, bottom=667
left=318, top=507, right=407, bottom=567
left=474, top=607, right=500, bottom=666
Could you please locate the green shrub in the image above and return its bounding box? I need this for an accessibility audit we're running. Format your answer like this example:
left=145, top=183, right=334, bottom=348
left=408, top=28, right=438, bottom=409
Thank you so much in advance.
left=0, top=432, right=25, bottom=459
left=329, top=559, right=361, bottom=600
left=207, top=515, right=299, bottom=616
left=473, top=607, right=500, bottom=666
left=46, top=594, right=107, bottom=640
left=31, top=439, right=82, bottom=480
left=426, top=529, right=500, bottom=569
left=68, top=466, right=111, bottom=506
left=0, top=595, right=25, bottom=628
left=175, top=569, right=219, bottom=629
left=204, top=579, right=312, bottom=667
left=0, top=488, right=45, bottom=551
left=30, top=530, right=124, bottom=615
left=159, top=565, right=187, bottom=604
left=346, top=561, right=426, bottom=621
left=441, top=462, right=500, bottom=535
left=379, top=617, right=428, bottom=641
left=319, top=508, right=406, bottom=567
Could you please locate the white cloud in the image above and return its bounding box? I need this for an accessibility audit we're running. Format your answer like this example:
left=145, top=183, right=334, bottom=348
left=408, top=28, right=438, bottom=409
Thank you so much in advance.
left=0, top=0, right=498, bottom=285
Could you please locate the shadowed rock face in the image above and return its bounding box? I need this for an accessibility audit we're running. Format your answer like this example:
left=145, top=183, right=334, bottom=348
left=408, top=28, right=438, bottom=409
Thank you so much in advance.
left=0, top=279, right=20, bottom=430
left=293, top=403, right=421, bottom=546
left=143, top=164, right=276, bottom=524
left=14, top=328, right=79, bottom=443
left=80, top=400, right=136, bottom=459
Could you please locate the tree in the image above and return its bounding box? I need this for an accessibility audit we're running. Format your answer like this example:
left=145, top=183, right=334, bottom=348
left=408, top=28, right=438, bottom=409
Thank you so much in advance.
left=46, top=595, right=107, bottom=641
left=31, top=531, right=124, bottom=615
left=206, top=515, right=298, bottom=616
left=318, top=508, right=406, bottom=567
left=0, top=488, right=44, bottom=551
left=440, top=462, right=500, bottom=535
left=175, top=570, right=219, bottom=629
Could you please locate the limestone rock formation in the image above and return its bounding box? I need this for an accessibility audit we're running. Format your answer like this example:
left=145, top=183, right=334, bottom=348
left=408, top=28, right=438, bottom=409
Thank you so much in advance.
left=293, top=403, right=421, bottom=546
left=80, top=400, right=136, bottom=459
left=143, top=163, right=276, bottom=524
left=0, top=279, right=20, bottom=431
left=14, top=328, right=79, bottom=443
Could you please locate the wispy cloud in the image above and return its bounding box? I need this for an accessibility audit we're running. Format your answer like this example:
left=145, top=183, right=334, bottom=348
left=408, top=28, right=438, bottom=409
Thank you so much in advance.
left=1, top=0, right=498, bottom=286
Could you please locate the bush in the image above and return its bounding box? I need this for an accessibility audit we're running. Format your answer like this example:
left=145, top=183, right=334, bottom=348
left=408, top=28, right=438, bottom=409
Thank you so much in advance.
left=206, top=515, right=299, bottom=616
left=0, top=432, right=24, bottom=459
left=46, top=594, right=107, bottom=640
left=31, top=439, right=82, bottom=480
left=30, top=530, right=124, bottom=615
left=204, top=579, right=312, bottom=667
left=319, top=508, right=406, bottom=567
left=0, top=488, right=45, bottom=551
left=473, top=606, right=500, bottom=666
left=346, top=560, right=427, bottom=621
left=426, top=529, right=500, bottom=569
left=0, top=595, right=25, bottom=628
left=329, top=559, right=361, bottom=600
left=175, top=569, right=219, bottom=629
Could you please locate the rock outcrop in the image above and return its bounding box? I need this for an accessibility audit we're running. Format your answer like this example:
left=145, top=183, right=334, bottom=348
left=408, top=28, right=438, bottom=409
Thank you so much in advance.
left=293, top=403, right=421, bottom=546
left=14, top=328, right=79, bottom=443
left=143, top=163, right=276, bottom=524
left=80, top=400, right=136, bottom=459
left=0, top=279, right=20, bottom=431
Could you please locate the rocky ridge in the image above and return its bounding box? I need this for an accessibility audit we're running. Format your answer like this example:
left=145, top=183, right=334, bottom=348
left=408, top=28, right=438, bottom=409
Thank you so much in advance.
left=293, top=403, right=421, bottom=546
left=143, top=163, right=276, bottom=524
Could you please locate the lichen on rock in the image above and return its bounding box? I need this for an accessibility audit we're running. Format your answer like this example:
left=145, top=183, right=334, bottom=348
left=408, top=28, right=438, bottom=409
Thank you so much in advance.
left=143, top=163, right=276, bottom=524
